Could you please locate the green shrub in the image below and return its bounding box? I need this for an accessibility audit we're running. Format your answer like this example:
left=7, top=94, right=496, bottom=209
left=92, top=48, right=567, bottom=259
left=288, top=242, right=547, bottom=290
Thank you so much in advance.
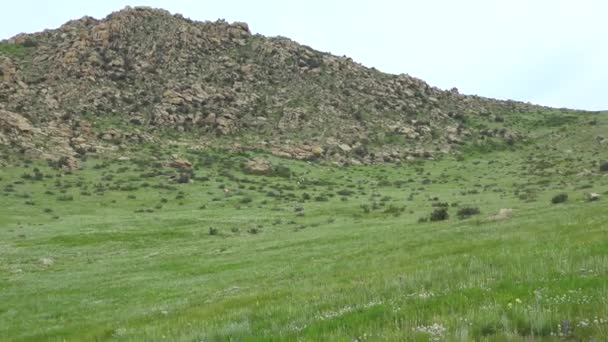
left=176, top=173, right=191, bottom=184
left=457, top=206, right=480, bottom=219
left=430, top=207, right=449, bottom=221
left=600, top=161, right=608, bottom=172
left=57, top=194, right=74, bottom=201
left=551, top=193, right=568, bottom=204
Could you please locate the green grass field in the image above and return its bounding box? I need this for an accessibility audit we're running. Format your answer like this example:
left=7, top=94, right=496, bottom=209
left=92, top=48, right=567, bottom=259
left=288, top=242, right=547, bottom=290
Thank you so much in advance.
left=1, top=111, right=608, bottom=341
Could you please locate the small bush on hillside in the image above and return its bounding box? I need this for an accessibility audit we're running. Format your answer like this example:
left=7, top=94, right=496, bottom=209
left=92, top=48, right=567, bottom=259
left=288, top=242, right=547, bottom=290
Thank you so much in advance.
left=457, top=206, right=480, bottom=219
left=600, top=161, right=608, bottom=172
left=57, top=194, right=74, bottom=201
left=429, top=207, right=449, bottom=221
left=383, top=205, right=404, bottom=217
left=274, top=165, right=292, bottom=178
left=176, top=173, right=191, bottom=184
left=208, top=227, right=219, bottom=235
left=551, top=193, right=568, bottom=204
left=360, top=204, right=371, bottom=213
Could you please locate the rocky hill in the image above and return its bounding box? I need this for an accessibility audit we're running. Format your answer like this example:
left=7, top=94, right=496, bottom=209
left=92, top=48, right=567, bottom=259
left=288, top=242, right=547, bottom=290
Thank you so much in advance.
left=1, top=6, right=549, bottom=166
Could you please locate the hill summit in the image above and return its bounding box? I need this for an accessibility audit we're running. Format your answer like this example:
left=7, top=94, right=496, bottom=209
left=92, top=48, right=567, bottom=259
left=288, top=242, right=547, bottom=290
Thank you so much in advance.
left=2, top=6, right=545, bottom=166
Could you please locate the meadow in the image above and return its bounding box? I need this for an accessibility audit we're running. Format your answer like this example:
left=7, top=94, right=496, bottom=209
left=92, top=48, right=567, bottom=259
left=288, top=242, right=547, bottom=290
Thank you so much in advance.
left=1, top=111, right=607, bottom=341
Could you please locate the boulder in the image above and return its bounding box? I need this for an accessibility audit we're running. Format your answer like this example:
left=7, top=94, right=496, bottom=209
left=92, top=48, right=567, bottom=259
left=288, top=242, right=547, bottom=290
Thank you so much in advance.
left=169, top=157, right=193, bottom=170
left=244, top=158, right=272, bottom=175
left=338, top=144, right=352, bottom=153
left=587, top=193, right=600, bottom=202
left=489, top=208, right=513, bottom=221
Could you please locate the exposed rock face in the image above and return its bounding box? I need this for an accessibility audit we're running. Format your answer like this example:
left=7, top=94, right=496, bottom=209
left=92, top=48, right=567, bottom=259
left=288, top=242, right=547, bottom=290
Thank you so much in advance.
left=1, top=6, right=548, bottom=164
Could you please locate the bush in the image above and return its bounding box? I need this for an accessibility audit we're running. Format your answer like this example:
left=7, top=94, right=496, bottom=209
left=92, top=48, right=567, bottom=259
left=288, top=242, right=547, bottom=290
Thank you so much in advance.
left=274, top=165, right=292, bottom=178
left=551, top=193, right=568, bottom=204
left=176, top=173, right=191, bottom=184
left=429, top=207, right=449, bottom=221
left=57, top=194, right=74, bottom=201
left=600, top=161, right=608, bottom=172
left=208, top=227, right=219, bottom=235
left=383, top=205, right=404, bottom=217
left=457, top=206, right=480, bottom=219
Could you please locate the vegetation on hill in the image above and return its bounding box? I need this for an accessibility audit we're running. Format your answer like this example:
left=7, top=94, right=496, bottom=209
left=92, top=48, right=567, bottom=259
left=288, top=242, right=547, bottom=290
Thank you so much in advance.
left=1, top=6, right=607, bottom=341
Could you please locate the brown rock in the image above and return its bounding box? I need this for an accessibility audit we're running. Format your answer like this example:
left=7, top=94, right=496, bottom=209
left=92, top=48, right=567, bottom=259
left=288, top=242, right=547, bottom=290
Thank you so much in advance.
left=169, top=157, right=193, bottom=170
left=243, top=158, right=272, bottom=175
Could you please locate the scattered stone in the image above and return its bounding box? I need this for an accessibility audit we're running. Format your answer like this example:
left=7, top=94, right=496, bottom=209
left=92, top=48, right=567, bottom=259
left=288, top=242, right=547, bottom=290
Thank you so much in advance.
left=39, top=257, right=54, bottom=267
left=338, top=144, right=352, bottom=153
left=489, top=208, right=514, bottom=221
left=587, top=193, right=600, bottom=202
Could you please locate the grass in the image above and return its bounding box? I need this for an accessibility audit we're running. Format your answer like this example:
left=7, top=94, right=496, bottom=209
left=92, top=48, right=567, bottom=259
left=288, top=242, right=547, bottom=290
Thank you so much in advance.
left=0, top=41, right=34, bottom=59
left=1, top=111, right=608, bottom=341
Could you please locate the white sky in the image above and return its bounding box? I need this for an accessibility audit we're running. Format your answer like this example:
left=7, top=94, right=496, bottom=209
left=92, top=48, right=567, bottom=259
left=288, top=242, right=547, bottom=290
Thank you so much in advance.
left=1, top=0, right=606, bottom=110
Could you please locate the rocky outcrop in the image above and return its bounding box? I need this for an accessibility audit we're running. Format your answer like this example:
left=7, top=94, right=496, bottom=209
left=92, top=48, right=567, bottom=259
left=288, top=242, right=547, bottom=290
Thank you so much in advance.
left=0, top=6, right=550, bottom=165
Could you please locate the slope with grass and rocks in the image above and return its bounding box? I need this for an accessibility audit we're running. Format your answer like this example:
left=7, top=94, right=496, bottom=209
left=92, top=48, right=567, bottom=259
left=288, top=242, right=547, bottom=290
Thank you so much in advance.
left=2, top=6, right=608, bottom=342
left=0, top=6, right=567, bottom=167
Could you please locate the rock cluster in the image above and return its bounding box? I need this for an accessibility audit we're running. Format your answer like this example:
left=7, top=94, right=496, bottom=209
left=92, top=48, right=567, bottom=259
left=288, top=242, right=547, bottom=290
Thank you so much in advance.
left=1, top=6, right=545, bottom=164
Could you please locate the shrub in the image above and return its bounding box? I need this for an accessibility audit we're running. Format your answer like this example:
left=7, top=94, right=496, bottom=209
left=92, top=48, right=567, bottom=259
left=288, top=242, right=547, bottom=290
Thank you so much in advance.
left=337, top=189, right=354, bottom=196
left=176, top=173, right=191, bottom=184
left=57, top=194, right=74, bottom=201
left=208, top=227, right=218, bottom=235
left=457, top=206, right=480, bottom=219
left=383, top=205, right=404, bottom=217
left=274, top=165, right=292, bottom=178
left=600, top=161, right=608, bottom=172
left=551, top=193, right=568, bottom=204
left=429, top=207, right=449, bottom=221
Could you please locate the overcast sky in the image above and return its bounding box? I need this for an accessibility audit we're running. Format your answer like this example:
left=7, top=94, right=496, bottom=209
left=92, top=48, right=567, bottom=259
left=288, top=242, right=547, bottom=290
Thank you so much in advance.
left=1, top=0, right=606, bottom=110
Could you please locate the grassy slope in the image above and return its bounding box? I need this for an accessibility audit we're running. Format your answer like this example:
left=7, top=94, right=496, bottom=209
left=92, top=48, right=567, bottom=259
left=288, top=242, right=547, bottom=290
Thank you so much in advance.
left=1, top=110, right=607, bottom=341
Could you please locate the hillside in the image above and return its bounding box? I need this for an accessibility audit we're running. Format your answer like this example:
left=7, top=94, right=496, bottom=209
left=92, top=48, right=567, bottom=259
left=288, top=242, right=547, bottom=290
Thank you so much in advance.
left=0, top=6, right=558, bottom=167
left=1, top=6, right=608, bottom=342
